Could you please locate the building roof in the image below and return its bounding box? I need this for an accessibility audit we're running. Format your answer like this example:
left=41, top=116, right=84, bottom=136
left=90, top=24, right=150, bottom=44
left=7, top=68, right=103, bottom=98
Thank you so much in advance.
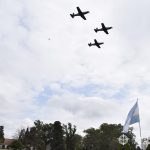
left=0, top=138, right=14, bottom=145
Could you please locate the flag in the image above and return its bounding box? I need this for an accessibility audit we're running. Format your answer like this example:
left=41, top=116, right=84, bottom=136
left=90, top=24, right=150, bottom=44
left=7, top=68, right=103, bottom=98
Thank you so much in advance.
left=123, top=101, right=140, bottom=133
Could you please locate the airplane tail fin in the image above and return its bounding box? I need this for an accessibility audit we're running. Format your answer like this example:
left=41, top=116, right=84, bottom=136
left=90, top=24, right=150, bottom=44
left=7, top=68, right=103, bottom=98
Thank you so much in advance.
left=94, top=28, right=98, bottom=33
left=88, top=43, right=92, bottom=47
left=70, top=13, right=74, bottom=18
left=101, top=23, right=105, bottom=27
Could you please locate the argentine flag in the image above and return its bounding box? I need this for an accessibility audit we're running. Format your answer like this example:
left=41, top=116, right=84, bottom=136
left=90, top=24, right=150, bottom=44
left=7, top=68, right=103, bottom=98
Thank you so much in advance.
left=123, top=101, right=140, bottom=133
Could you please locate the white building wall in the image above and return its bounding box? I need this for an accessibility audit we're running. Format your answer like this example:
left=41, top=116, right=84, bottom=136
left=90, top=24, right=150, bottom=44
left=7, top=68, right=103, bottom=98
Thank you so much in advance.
left=142, top=137, right=150, bottom=150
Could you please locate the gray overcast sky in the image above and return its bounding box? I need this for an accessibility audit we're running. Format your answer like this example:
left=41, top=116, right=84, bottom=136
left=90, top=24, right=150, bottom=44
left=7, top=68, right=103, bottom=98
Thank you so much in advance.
left=0, top=0, right=150, bottom=144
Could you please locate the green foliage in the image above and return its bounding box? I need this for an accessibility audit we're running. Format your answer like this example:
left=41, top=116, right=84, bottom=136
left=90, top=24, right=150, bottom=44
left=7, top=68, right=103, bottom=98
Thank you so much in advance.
left=51, top=121, right=65, bottom=150
left=82, top=124, right=123, bottom=150
left=136, top=146, right=141, bottom=150
left=17, top=120, right=53, bottom=150
left=64, top=123, right=82, bottom=150
left=33, top=120, right=45, bottom=149
left=0, top=126, right=4, bottom=143
left=15, top=121, right=138, bottom=150
left=10, top=140, right=23, bottom=150
left=83, top=127, right=101, bottom=150
left=73, top=134, right=83, bottom=150
left=118, top=143, right=134, bottom=150
left=83, top=123, right=137, bottom=150
left=125, top=127, right=137, bottom=149
left=99, top=123, right=122, bottom=150
left=146, top=144, right=150, bottom=150
left=64, top=123, right=77, bottom=150
left=41, top=123, right=53, bottom=147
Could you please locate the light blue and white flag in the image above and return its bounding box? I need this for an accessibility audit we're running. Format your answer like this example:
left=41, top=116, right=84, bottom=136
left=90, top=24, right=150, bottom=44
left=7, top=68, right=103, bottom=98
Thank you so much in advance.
left=123, top=101, right=140, bottom=133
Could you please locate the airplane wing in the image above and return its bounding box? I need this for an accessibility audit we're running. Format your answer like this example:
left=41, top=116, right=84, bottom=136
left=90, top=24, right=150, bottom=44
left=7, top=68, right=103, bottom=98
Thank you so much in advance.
left=104, top=27, right=112, bottom=34
left=95, top=40, right=101, bottom=48
left=77, top=7, right=82, bottom=13
left=80, top=14, right=86, bottom=20
left=96, top=44, right=100, bottom=48
left=77, top=7, right=87, bottom=20
left=104, top=29, right=109, bottom=34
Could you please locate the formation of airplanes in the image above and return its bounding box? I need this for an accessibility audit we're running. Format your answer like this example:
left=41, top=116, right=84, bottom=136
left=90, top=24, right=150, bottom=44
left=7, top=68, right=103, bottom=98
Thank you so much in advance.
left=70, top=7, right=113, bottom=49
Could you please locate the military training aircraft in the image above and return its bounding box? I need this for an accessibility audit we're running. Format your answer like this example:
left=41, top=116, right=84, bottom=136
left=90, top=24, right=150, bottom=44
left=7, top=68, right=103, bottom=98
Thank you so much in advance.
left=94, top=23, right=112, bottom=34
left=70, top=7, right=90, bottom=20
left=88, top=39, right=104, bottom=48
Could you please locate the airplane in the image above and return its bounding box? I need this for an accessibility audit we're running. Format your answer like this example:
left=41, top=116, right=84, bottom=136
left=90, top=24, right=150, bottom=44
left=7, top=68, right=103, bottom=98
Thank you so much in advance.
left=70, top=7, right=89, bottom=20
left=94, top=23, right=112, bottom=34
left=88, top=39, right=104, bottom=48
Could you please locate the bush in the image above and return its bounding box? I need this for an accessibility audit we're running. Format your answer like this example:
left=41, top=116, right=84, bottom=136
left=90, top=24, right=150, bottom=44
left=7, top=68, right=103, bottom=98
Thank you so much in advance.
left=10, top=140, right=24, bottom=150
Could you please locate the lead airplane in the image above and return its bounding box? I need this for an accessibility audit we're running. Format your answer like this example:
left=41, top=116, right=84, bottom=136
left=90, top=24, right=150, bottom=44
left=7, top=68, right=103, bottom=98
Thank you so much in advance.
left=88, top=39, right=104, bottom=48
left=94, top=23, right=112, bottom=34
left=70, top=7, right=89, bottom=20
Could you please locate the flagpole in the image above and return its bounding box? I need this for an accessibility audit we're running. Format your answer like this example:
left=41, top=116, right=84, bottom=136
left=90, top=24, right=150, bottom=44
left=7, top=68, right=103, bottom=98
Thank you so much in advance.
left=139, top=119, right=142, bottom=138
left=137, top=98, right=143, bottom=149
left=139, top=122, right=143, bottom=149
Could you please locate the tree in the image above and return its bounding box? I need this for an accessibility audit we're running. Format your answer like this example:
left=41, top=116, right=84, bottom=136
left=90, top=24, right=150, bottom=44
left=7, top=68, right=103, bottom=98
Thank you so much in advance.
left=15, top=121, right=139, bottom=150
left=10, top=140, right=23, bottom=150
left=146, top=144, right=150, bottom=150
left=0, top=126, right=4, bottom=143
left=64, top=123, right=77, bottom=150
left=118, top=143, right=133, bottom=150
left=33, top=120, right=45, bottom=150
left=17, top=121, right=53, bottom=150
left=15, top=128, right=26, bottom=141
left=136, top=146, right=141, bottom=150
left=83, top=123, right=137, bottom=150
left=41, top=123, right=53, bottom=150
left=25, top=126, right=37, bottom=149
left=99, top=123, right=123, bottom=150
left=126, top=127, right=137, bottom=150
left=83, top=127, right=101, bottom=150
left=51, top=121, right=65, bottom=150
left=16, top=128, right=26, bottom=149
left=73, top=134, right=83, bottom=150
left=24, top=120, right=48, bottom=150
